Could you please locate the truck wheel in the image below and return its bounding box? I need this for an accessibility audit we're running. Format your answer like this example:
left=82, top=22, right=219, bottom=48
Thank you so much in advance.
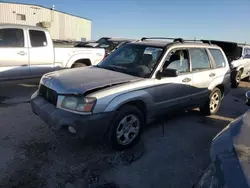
left=200, top=88, right=222, bottom=115
left=109, top=105, right=144, bottom=150
left=72, top=62, right=87, bottom=68
left=231, top=70, right=242, bottom=88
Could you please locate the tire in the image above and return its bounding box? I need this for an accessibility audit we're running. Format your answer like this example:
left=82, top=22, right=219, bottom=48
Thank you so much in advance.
left=72, top=62, right=87, bottom=68
left=231, top=70, right=242, bottom=88
left=200, top=88, right=222, bottom=115
left=109, top=105, right=144, bottom=150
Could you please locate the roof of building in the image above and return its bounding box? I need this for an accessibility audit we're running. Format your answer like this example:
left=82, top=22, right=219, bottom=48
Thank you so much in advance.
left=0, top=23, right=48, bottom=30
left=0, top=1, right=91, bottom=21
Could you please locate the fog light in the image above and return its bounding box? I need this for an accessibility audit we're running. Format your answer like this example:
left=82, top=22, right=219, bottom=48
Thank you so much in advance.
left=68, top=126, right=76, bottom=134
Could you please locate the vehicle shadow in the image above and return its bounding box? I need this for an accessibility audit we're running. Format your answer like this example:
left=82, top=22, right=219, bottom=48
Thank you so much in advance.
left=0, top=78, right=39, bottom=106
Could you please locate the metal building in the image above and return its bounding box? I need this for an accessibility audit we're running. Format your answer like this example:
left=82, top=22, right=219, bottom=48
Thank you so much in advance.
left=0, top=1, right=91, bottom=41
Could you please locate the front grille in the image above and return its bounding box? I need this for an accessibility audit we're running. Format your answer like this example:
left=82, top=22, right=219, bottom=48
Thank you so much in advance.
left=39, top=85, right=58, bottom=106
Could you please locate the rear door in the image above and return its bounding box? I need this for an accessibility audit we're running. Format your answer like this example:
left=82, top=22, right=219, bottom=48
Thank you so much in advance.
left=0, top=28, right=30, bottom=80
left=28, top=29, right=54, bottom=76
left=189, top=48, right=215, bottom=104
left=209, top=48, right=228, bottom=77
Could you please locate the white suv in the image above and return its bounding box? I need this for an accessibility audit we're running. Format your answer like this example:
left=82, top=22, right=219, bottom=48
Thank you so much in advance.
left=31, top=37, right=231, bottom=149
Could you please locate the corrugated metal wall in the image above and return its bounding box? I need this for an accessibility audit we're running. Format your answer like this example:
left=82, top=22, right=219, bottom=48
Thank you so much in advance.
left=0, top=2, right=91, bottom=40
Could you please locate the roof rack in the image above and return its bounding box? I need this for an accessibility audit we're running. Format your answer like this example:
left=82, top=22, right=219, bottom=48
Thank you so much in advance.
left=141, top=37, right=184, bottom=43
left=140, top=37, right=216, bottom=45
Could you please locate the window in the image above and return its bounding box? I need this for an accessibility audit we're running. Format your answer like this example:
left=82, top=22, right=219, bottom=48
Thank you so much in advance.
left=244, top=48, right=250, bottom=59
left=0, top=28, right=24, bottom=47
left=98, top=44, right=163, bottom=78
left=164, top=49, right=189, bottom=73
left=209, top=49, right=226, bottom=68
left=16, top=14, right=26, bottom=21
left=29, top=30, right=47, bottom=47
left=190, top=48, right=211, bottom=71
left=112, top=47, right=137, bottom=64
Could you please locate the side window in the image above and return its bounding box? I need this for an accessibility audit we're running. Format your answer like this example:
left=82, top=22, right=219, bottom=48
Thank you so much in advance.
left=209, top=49, right=226, bottom=68
left=29, top=30, right=47, bottom=47
left=189, top=48, right=211, bottom=71
left=164, top=49, right=189, bottom=73
left=244, top=48, right=250, bottom=58
left=0, top=28, right=24, bottom=47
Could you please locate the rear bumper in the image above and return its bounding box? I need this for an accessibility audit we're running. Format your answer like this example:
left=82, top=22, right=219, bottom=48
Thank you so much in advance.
left=31, top=96, right=116, bottom=140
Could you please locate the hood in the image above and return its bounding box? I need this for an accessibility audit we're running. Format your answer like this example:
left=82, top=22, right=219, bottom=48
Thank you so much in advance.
left=210, top=110, right=250, bottom=187
left=41, top=66, right=141, bottom=95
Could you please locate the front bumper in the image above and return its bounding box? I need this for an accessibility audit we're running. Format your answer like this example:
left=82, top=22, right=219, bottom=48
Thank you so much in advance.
left=31, top=96, right=116, bottom=140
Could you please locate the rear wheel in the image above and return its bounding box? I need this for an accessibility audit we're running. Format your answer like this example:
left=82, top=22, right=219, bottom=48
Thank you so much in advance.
left=109, top=105, right=144, bottom=150
left=200, top=88, right=222, bottom=115
left=71, top=62, right=87, bottom=68
left=231, top=70, right=242, bottom=88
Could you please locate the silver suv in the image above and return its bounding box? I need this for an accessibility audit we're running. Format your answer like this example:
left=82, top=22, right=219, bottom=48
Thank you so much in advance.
left=31, top=37, right=231, bottom=149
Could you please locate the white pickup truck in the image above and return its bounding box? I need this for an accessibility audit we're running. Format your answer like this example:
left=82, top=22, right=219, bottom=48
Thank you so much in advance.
left=0, top=24, right=105, bottom=81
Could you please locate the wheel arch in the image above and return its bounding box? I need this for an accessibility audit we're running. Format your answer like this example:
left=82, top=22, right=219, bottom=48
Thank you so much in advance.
left=66, top=54, right=93, bottom=68
left=71, top=59, right=91, bottom=67
left=104, top=90, right=155, bottom=123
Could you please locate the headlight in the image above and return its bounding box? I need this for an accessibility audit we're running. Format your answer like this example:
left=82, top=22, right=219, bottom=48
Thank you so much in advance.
left=61, top=96, right=96, bottom=112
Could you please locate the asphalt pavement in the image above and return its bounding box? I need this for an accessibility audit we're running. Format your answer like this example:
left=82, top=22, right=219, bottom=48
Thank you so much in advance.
left=0, top=79, right=249, bottom=188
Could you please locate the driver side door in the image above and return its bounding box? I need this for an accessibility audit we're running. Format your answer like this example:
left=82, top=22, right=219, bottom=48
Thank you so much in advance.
left=151, top=48, right=194, bottom=115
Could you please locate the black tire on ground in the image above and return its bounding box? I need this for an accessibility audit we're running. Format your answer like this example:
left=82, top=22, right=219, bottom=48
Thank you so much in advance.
left=109, top=105, right=144, bottom=150
left=231, top=70, right=242, bottom=88
left=71, top=62, right=87, bottom=68
left=200, top=88, right=222, bottom=115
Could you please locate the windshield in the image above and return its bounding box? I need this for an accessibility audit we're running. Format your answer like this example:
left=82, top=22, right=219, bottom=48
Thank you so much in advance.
left=98, top=44, right=163, bottom=78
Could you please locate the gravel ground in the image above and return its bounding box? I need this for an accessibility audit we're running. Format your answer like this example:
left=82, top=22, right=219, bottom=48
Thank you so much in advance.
left=0, top=79, right=249, bottom=188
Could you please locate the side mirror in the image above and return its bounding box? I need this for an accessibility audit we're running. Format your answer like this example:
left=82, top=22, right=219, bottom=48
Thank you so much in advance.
left=156, top=68, right=178, bottom=79
left=246, top=91, right=250, bottom=106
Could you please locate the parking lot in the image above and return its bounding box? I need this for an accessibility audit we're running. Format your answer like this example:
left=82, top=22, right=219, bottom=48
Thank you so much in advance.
left=0, top=79, right=249, bottom=188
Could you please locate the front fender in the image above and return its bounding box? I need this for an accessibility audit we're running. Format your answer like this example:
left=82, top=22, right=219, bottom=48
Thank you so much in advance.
left=104, top=90, right=155, bottom=119
left=231, top=61, right=244, bottom=71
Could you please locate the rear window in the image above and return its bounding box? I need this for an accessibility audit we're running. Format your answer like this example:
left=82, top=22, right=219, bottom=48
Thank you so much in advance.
left=209, top=49, right=226, bottom=68
left=29, top=30, right=47, bottom=47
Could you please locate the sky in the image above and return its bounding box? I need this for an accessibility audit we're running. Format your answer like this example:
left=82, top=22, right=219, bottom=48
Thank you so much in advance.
left=2, top=0, right=250, bottom=43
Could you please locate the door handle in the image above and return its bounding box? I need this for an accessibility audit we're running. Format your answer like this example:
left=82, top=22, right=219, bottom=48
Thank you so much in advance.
left=17, top=51, right=27, bottom=56
left=209, top=73, right=216, bottom=77
left=182, top=77, right=191, bottom=83
left=21, top=64, right=28, bottom=67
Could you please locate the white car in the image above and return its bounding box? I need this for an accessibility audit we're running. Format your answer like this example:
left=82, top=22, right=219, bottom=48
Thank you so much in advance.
left=0, top=24, right=105, bottom=81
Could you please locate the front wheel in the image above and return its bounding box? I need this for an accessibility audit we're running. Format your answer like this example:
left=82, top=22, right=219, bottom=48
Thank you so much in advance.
left=231, top=70, right=242, bottom=88
left=109, top=105, right=144, bottom=150
left=200, top=88, right=222, bottom=115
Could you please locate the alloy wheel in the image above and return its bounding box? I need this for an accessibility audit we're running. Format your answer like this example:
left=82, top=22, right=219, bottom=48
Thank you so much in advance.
left=116, top=114, right=140, bottom=146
